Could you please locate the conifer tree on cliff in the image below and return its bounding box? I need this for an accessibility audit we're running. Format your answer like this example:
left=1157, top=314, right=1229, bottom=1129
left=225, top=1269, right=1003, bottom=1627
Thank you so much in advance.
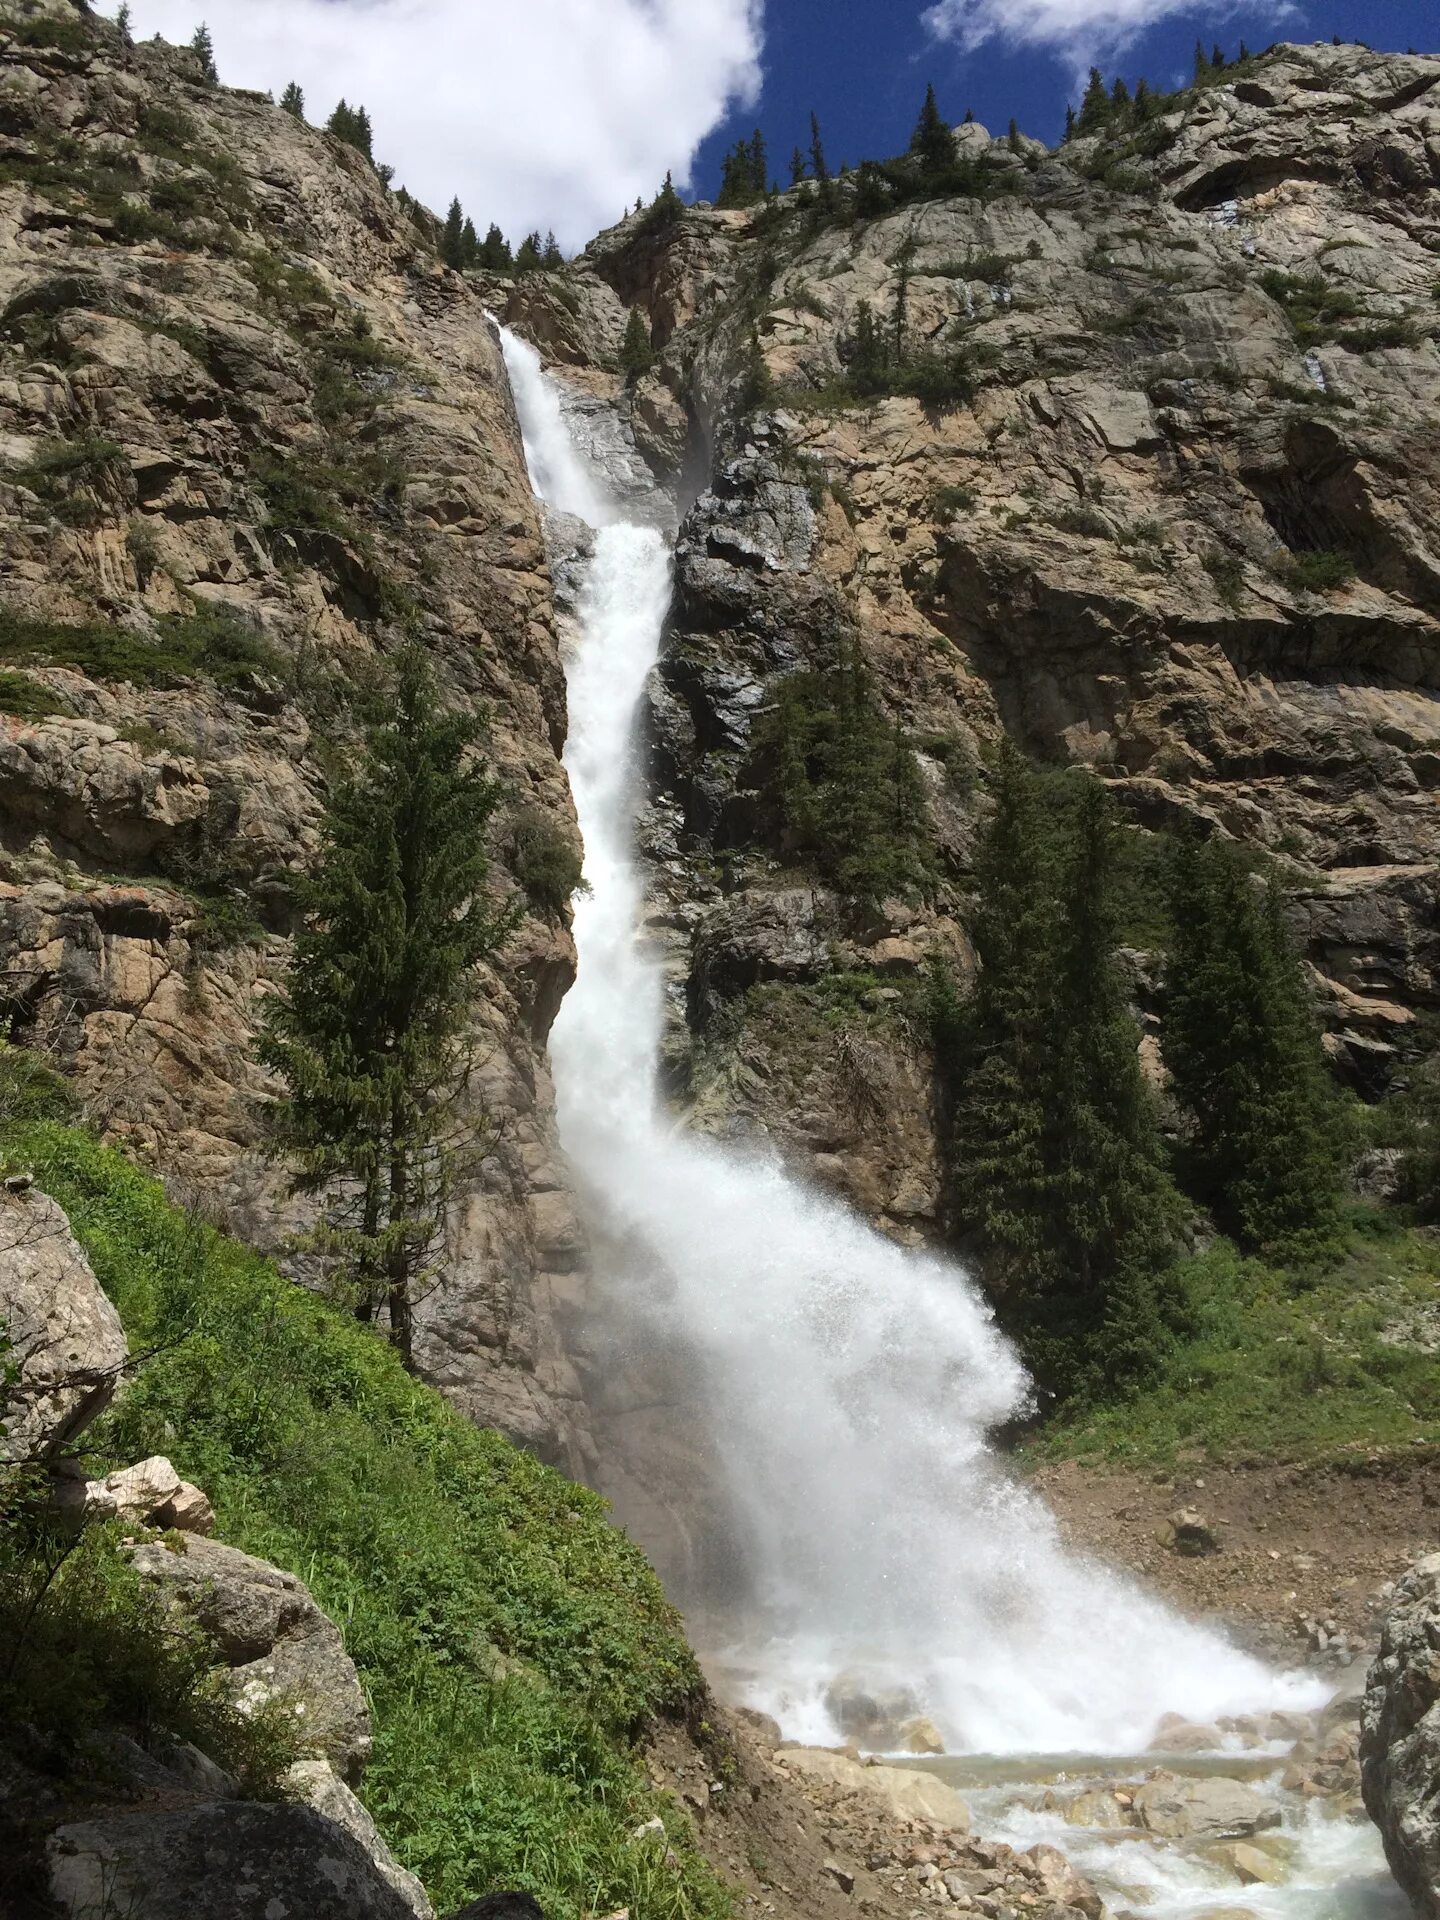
left=620, top=306, right=655, bottom=380
left=442, top=197, right=466, bottom=270
left=950, top=750, right=1180, bottom=1395
left=280, top=81, right=305, bottom=120
left=910, top=83, right=955, bottom=175
left=1164, top=838, right=1346, bottom=1252
left=258, top=650, right=516, bottom=1369
left=190, top=21, right=217, bottom=84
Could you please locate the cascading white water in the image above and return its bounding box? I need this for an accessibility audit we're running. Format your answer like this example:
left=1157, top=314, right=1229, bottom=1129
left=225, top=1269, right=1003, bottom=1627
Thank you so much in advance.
left=500, top=325, right=1324, bottom=1754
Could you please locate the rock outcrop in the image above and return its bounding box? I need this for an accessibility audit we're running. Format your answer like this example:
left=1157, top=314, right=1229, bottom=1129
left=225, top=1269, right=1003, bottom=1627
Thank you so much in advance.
left=0, top=1178, right=126, bottom=1462
left=1361, top=1552, right=1440, bottom=1917
left=0, top=0, right=591, bottom=1471
left=129, top=1533, right=374, bottom=1781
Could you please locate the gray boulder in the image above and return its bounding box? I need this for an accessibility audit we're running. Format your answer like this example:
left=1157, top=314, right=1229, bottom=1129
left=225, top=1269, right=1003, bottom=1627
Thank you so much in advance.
left=129, top=1535, right=372, bottom=1780
left=1361, top=1552, right=1440, bottom=1917
left=0, top=1185, right=127, bottom=1465
left=47, top=1802, right=419, bottom=1919
left=1129, top=1773, right=1283, bottom=1842
left=287, top=1760, right=433, bottom=1920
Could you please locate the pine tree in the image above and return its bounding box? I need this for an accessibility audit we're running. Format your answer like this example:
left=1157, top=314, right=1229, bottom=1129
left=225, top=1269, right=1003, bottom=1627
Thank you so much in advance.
left=949, top=740, right=1056, bottom=1310
left=910, top=82, right=956, bottom=175
left=479, top=224, right=513, bottom=272
left=1038, top=780, right=1181, bottom=1390
left=514, top=232, right=543, bottom=274
left=190, top=21, right=217, bottom=84
left=1077, top=66, right=1110, bottom=134
left=1133, top=78, right=1153, bottom=118
left=442, top=196, right=466, bottom=269
left=620, top=306, right=655, bottom=380
left=355, top=105, right=374, bottom=160
left=1064, top=104, right=1077, bottom=140
left=648, top=171, right=684, bottom=226
left=256, top=650, right=517, bottom=1368
left=1007, top=115, right=1021, bottom=153
left=1111, top=76, right=1131, bottom=108
left=789, top=145, right=807, bottom=187
left=1164, top=838, right=1347, bottom=1252
left=736, top=327, right=773, bottom=413
left=749, top=128, right=768, bottom=197
left=950, top=756, right=1181, bottom=1395
left=1211, top=43, right=1226, bottom=69
left=849, top=299, right=888, bottom=395
left=1194, top=39, right=1210, bottom=83
left=461, top=218, right=479, bottom=268
left=809, top=111, right=829, bottom=187
left=542, top=231, right=563, bottom=269
left=116, top=3, right=132, bottom=45
left=280, top=82, right=305, bottom=120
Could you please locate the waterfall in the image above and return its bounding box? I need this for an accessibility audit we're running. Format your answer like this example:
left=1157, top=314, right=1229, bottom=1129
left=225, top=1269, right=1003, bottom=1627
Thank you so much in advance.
left=499, top=326, right=1322, bottom=1755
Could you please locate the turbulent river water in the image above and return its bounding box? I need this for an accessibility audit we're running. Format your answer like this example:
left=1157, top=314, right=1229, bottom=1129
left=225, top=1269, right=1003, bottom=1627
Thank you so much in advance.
left=498, top=327, right=1403, bottom=1916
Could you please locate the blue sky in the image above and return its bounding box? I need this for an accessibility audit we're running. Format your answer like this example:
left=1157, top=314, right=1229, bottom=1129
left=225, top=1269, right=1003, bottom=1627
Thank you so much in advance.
left=693, top=0, right=1438, bottom=200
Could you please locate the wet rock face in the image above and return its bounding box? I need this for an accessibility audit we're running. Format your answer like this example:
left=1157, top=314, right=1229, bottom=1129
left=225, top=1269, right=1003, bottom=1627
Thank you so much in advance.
left=0, top=7, right=590, bottom=1470
left=1361, top=1552, right=1440, bottom=1917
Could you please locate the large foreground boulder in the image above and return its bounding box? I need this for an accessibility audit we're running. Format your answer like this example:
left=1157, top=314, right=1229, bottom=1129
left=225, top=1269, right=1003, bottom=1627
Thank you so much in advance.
left=0, top=1184, right=127, bottom=1464
left=1361, top=1553, right=1440, bottom=1917
left=47, top=1802, right=420, bottom=1919
left=128, top=1535, right=372, bottom=1780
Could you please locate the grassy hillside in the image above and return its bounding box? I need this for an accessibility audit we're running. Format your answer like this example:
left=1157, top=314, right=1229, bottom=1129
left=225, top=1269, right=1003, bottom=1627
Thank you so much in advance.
left=1025, top=1214, right=1440, bottom=1469
left=5, top=1116, right=732, bottom=1920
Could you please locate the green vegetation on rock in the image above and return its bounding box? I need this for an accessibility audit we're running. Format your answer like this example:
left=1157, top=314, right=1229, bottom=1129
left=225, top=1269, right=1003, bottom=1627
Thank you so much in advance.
left=757, top=642, right=934, bottom=902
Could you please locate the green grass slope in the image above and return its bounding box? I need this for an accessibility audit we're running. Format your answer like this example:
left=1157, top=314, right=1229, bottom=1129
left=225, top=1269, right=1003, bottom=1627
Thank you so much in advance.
left=7, top=1119, right=732, bottom=1920
left=1025, top=1217, right=1440, bottom=1469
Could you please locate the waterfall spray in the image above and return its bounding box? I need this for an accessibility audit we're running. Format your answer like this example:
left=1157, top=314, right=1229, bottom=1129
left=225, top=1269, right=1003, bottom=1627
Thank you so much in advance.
left=499, top=325, right=1322, bottom=1754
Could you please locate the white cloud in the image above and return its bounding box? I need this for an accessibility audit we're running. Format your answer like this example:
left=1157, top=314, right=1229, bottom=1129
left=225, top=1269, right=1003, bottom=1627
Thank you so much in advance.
left=113, top=0, right=765, bottom=251
left=922, top=0, right=1281, bottom=67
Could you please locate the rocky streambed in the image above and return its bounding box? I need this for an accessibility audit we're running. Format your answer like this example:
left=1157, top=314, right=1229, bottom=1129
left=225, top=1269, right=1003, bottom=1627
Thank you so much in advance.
left=750, top=1691, right=1410, bottom=1920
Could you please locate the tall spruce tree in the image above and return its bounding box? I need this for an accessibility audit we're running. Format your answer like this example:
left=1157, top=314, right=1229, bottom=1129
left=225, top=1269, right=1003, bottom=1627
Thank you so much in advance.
left=620, top=306, right=655, bottom=380
left=789, top=145, right=808, bottom=187
left=1038, top=780, right=1181, bottom=1390
left=514, top=232, right=543, bottom=274
left=479, top=224, right=513, bottom=272
left=257, top=650, right=516, bottom=1368
left=950, top=753, right=1181, bottom=1396
left=190, top=21, right=217, bottom=83
left=461, top=217, right=480, bottom=268
left=950, top=740, right=1056, bottom=1305
left=280, top=81, right=305, bottom=119
left=542, top=231, right=563, bottom=268
left=910, top=83, right=956, bottom=174
left=809, top=111, right=830, bottom=187
left=1164, top=838, right=1347, bottom=1251
left=1077, top=66, right=1110, bottom=133
left=441, top=197, right=466, bottom=269
left=849, top=300, right=888, bottom=394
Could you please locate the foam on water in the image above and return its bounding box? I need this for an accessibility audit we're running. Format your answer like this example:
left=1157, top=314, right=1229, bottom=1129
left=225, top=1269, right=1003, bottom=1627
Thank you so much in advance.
left=498, top=324, right=1327, bottom=1755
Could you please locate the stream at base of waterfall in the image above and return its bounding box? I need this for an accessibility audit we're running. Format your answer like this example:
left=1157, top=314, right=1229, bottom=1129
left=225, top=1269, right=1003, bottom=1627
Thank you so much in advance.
left=496, top=323, right=1401, bottom=1919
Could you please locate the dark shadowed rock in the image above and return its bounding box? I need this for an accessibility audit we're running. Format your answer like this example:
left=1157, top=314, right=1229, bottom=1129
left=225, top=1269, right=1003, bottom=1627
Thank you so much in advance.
left=47, top=1802, right=419, bottom=1919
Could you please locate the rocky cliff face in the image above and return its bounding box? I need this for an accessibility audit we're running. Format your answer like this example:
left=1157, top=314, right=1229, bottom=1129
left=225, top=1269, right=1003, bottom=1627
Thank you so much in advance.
left=1362, top=1552, right=1440, bottom=1917
left=0, top=0, right=591, bottom=1469
left=504, top=39, right=1440, bottom=1235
